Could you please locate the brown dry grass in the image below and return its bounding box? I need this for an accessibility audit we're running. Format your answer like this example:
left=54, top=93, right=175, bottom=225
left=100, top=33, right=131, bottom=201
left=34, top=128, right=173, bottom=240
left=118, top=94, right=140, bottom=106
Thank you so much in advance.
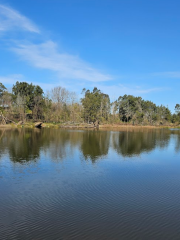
left=99, top=124, right=176, bottom=129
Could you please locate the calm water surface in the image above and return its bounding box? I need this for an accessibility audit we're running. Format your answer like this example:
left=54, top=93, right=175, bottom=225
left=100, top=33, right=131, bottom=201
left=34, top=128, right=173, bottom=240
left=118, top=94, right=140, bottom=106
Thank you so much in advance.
left=0, top=128, right=180, bottom=240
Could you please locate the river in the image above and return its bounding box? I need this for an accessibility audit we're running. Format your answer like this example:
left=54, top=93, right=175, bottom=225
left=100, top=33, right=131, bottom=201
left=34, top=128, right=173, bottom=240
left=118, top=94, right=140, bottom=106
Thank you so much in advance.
left=0, top=128, right=180, bottom=239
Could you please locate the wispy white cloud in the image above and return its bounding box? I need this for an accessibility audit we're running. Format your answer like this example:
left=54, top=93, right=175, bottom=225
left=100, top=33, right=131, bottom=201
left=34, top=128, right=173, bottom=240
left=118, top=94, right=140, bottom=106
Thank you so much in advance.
left=0, top=74, right=58, bottom=93
left=95, top=84, right=166, bottom=101
left=0, top=4, right=112, bottom=83
left=153, top=71, right=180, bottom=78
left=0, top=74, right=24, bottom=85
left=12, top=41, right=112, bottom=82
left=0, top=4, right=39, bottom=33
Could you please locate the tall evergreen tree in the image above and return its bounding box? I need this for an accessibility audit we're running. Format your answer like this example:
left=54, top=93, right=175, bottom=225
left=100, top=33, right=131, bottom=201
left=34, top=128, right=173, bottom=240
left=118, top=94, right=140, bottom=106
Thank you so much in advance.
left=81, top=87, right=110, bottom=124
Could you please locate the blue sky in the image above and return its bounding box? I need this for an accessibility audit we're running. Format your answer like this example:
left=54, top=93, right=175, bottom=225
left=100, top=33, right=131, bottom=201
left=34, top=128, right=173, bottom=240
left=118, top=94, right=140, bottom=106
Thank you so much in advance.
left=0, top=0, right=180, bottom=111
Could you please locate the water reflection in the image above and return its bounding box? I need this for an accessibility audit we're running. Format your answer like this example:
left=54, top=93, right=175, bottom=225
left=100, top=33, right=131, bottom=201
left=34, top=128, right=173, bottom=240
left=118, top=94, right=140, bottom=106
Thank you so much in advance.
left=0, top=128, right=179, bottom=164
left=112, top=129, right=170, bottom=156
left=1, top=128, right=180, bottom=240
left=170, top=130, right=180, bottom=152
left=0, top=128, right=41, bottom=162
left=81, top=130, right=110, bottom=162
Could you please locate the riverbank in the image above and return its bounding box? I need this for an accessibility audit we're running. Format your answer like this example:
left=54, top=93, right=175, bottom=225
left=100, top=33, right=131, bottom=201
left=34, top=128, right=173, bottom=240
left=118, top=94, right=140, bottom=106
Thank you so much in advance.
left=0, top=122, right=179, bottom=129
left=99, top=124, right=180, bottom=129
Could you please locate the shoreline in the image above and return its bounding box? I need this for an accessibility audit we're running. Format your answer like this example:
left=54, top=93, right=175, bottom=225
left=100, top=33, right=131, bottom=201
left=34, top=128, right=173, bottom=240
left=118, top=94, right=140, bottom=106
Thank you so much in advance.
left=0, top=123, right=179, bottom=129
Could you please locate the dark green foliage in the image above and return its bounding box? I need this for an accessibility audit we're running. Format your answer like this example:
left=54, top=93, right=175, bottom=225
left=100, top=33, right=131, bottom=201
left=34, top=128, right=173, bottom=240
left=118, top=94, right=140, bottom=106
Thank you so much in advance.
left=0, top=81, right=179, bottom=125
left=12, top=81, right=44, bottom=111
left=174, top=104, right=180, bottom=123
left=81, top=87, right=110, bottom=123
left=117, top=95, right=142, bottom=122
left=175, top=104, right=180, bottom=115
left=116, top=94, right=172, bottom=125
left=0, top=83, right=6, bottom=97
left=11, top=82, right=45, bottom=121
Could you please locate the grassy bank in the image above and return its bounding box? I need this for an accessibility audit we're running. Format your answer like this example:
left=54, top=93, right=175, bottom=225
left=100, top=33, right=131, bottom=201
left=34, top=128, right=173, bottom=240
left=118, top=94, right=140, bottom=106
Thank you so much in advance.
left=0, top=122, right=180, bottom=129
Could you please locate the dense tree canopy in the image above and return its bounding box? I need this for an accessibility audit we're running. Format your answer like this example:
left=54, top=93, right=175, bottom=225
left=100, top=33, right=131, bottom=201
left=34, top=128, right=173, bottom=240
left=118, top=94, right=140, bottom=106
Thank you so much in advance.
left=10, top=82, right=44, bottom=121
left=12, top=82, right=44, bottom=110
left=81, top=87, right=110, bottom=123
left=114, top=94, right=173, bottom=125
left=0, top=81, right=179, bottom=125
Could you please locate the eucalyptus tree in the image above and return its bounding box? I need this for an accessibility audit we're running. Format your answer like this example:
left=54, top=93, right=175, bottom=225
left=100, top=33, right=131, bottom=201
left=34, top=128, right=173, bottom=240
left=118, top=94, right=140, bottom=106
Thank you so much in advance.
left=116, top=95, right=142, bottom=122
left=0, top=83, right=6, bottom=98
left=81, top=87, right=110, bottom=124
left=175, top=104, right=180, bottom=122
left=175, top=104, right=180, bottom=115
left=12, top=81, right=44, bottom=121
left=0, top=82, right=7, bottom=107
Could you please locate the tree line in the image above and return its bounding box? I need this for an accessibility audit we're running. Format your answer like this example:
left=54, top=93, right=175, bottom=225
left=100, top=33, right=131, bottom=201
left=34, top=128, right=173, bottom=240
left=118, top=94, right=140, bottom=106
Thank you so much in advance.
left=0, top=81, right=180, bottom=125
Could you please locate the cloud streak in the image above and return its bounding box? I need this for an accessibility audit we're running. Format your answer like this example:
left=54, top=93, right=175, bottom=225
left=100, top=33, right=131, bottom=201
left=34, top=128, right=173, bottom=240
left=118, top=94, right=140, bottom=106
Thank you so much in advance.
left=95, top=84, right=166, bottom=101
left=0, top=4, right=39, bottom=33
left=0, top=3, right=168, bottom=96
left=0, top=4, right=112, bottom=83
left=0, top=74, right=58, bottom=93
left=153, top=71, right=180, bottom=78
left=12, top=41, right=112, bottom=82
left=0, top=74, right=24, bottom=85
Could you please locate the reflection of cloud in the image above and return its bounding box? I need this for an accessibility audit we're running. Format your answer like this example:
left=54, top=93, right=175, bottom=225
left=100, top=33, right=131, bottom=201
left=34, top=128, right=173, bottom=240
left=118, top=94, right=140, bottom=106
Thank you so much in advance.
left=12, top=41, right=113, bottom=82
left=0, top=4, right=39, bottom=33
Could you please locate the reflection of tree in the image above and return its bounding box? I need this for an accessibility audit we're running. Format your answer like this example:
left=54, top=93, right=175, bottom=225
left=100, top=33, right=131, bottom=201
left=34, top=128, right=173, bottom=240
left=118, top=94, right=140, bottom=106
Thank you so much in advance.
left=175, top=134, right=180, bottom=152
left=0, top=128, right=179, bottom=164
left=170, top=130, right=180, bottom=152
left=43, top=129, right=82, bottom=162
left=0, top=128, right=43, bottom=163
left=112, top=129, right=170, bottom=157
left=81, top=130, right=110, bottom=162
left=0, top=128, right=82, bottom=164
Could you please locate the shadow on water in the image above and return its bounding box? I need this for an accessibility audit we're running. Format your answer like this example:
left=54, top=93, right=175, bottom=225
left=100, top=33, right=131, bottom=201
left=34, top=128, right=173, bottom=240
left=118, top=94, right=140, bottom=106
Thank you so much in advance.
left=0, top=128, right=179, bottom=164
